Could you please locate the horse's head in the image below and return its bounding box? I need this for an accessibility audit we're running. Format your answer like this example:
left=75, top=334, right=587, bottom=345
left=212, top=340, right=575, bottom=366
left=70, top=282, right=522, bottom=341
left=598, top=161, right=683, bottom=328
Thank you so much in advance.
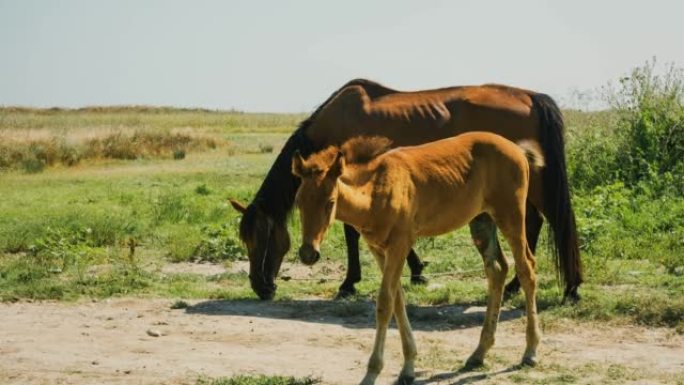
left=292, top=148, right=345, bottom=265
left=230, top=199, right=290, bottom=300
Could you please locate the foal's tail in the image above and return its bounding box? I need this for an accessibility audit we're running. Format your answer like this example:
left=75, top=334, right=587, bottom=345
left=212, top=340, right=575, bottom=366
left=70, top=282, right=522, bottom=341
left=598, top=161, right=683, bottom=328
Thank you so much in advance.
left=517, top=140, right=545, bottom=171
left=530, top=93, right=583, bottom=301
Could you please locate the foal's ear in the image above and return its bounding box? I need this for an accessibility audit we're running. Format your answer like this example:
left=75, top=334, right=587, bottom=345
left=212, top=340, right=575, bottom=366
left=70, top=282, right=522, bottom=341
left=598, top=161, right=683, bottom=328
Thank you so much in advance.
left=292, top=150, right=305, bottom=177
left=229, top=199, right=248, bottom=214
left=328, top=151, right=345, bottom=179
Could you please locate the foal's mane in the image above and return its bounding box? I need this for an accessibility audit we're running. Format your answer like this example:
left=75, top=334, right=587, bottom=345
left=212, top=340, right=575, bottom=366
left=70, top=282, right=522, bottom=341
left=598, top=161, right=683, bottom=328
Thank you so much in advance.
left=303, top=136, right=394, bottom=172
left=341, top=136, right=393, bottom=164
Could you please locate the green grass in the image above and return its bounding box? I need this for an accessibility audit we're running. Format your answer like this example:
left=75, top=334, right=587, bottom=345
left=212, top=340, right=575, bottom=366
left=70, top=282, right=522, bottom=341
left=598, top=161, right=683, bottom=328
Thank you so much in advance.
left=0, top=105, right=682, bottom=334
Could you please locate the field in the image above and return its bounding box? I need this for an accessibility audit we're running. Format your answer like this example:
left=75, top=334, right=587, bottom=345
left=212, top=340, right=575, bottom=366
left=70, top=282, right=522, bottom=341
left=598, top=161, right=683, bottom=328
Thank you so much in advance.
left=1, top=71, right=683, bottom=384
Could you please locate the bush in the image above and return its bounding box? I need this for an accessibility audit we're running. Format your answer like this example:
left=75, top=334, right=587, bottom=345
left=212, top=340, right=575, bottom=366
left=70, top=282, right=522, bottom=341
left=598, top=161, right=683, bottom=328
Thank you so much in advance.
left=567, top=60, right=684, bottom=195
left=609, top=59, right=684, bottom=194
left=194, top=224, right=246, bottom=262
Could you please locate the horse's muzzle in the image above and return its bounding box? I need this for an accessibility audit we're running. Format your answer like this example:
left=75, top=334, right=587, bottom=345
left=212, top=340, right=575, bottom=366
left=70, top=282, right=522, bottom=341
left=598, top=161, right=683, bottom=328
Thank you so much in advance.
left=298, top=244, right=320, bottom=266
left=250, top=276, right=277, bottom=300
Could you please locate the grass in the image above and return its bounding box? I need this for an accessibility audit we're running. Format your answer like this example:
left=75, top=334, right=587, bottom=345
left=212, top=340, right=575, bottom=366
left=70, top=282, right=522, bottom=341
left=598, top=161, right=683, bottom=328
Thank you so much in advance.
left=0, top=105, right=682, bottom=336
left=0, top=106, right=304, bottom=171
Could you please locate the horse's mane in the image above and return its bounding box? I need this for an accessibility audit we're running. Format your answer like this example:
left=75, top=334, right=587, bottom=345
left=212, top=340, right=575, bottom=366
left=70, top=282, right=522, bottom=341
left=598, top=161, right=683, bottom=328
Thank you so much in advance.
left=247, top=79, right=397, bottom=227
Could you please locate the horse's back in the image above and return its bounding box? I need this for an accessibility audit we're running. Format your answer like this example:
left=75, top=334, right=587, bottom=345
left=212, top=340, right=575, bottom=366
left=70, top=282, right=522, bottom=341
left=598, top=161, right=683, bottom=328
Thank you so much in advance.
left=307, top=82, right=539, bottom=148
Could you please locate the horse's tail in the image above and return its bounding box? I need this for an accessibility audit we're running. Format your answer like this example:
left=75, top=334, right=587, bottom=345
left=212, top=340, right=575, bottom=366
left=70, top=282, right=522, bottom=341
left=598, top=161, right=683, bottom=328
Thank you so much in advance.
left=530, top=93, right=583, bottom=301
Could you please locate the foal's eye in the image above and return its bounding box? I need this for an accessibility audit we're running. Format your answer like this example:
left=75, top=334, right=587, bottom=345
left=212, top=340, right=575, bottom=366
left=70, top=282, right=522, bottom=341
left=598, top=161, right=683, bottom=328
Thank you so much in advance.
left=325, top=201, right=334, bottom=213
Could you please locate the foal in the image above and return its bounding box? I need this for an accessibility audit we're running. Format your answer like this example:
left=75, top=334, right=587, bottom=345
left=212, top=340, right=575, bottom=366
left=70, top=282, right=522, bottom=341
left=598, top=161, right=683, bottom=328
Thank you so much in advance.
left=293, top=133, right=543, bottom=385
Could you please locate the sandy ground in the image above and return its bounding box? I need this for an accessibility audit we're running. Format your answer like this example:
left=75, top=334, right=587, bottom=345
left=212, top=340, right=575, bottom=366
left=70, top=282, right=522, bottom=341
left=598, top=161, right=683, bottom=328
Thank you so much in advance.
left=1, top=296, right=683, bottom=385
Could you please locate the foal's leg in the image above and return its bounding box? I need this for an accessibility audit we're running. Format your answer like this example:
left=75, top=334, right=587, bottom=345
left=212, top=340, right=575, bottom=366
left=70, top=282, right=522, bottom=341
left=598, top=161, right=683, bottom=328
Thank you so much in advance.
left=497, top=212, right=541, bottom=367
left=338, top=224, right=362, bottom=298
left=394, top=284, right=417, bottom=384
left=504, top=204, right=543, bottom=299
left=361, top=243, right=413, bottom=385
left=466, top=214, right=509, bottom=368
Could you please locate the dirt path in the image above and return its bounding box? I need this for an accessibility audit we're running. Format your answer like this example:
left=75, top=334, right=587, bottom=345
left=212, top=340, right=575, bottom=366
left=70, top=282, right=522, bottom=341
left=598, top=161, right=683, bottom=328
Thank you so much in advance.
left=1, top=298, right=682, bottom=385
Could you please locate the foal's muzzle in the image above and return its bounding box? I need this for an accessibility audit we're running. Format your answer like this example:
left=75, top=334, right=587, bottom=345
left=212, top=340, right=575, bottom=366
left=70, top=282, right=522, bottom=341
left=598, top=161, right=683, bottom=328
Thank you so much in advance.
left=298, top=244, right=320, bottom=266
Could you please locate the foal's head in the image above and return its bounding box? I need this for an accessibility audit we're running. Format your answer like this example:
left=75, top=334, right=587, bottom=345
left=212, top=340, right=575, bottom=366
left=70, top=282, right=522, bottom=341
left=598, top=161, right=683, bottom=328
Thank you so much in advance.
left=292, top=147, right=345, bottom=266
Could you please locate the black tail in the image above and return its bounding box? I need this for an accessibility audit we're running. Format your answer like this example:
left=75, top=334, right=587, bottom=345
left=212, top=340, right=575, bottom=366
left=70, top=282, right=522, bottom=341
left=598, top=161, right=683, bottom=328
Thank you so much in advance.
left=530, top=93, right=583, bottom=301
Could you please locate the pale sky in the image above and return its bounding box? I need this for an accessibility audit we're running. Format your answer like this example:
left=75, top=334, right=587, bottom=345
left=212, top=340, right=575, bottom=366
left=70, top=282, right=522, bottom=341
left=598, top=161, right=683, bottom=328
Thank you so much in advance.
left=1, top=0, right=682, bottom=112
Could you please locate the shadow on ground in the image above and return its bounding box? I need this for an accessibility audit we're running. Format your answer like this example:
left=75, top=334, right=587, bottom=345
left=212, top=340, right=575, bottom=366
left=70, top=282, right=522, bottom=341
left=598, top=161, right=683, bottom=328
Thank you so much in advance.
left=413, top=365, right=521, bottom=385
left=186, top=298, right=526, bottom=331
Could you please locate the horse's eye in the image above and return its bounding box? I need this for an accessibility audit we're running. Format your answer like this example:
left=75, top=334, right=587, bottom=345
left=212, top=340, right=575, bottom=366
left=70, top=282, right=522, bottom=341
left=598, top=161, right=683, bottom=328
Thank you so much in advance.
left=325, top=201, right=334, bottom=213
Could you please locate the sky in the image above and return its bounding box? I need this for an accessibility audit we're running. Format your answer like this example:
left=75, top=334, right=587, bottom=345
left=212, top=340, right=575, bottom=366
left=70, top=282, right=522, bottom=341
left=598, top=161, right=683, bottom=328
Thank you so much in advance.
left=1, top=0, right=682, bottom=112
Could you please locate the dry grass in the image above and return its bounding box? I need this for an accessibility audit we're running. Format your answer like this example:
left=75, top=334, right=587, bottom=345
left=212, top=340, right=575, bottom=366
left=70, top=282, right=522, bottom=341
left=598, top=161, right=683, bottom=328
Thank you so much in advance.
left=0, top=106, right=305, bottom=172
left=0, top=127, right=225, bottom=172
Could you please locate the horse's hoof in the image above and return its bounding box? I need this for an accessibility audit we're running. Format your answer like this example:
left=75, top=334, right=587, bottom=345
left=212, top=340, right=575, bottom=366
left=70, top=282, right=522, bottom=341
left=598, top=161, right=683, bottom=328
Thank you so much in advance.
left=503, top=287, right=519, bottom=301
left=396, top=374, right=415, bottom=385
left=562, top=291, right=581, bottom=305
left=335, top=286, right=356, bottom=299
left=463, top=356, right=484, bottom=371
left=521, top=356, right=538, bottom=367
left=411, top=275, right=428, bottom=285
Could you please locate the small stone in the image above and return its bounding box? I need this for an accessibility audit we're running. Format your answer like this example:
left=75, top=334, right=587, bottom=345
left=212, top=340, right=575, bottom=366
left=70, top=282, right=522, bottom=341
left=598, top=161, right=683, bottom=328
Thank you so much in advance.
left=146, top=329, right=162, bottom=337
left=91, top=360, right=99, bottom=365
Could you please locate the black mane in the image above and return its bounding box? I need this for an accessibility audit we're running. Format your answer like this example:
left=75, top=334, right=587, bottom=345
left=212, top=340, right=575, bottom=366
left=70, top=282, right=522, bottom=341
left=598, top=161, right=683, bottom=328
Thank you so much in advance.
left=249, top=78, right=398, bottom=224
left=250, top=128, right=313, bottom=224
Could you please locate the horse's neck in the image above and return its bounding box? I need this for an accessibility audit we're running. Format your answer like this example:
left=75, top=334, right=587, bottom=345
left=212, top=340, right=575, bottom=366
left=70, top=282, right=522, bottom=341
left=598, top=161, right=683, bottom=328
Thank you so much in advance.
left=335, top=180, right=373, bottom=229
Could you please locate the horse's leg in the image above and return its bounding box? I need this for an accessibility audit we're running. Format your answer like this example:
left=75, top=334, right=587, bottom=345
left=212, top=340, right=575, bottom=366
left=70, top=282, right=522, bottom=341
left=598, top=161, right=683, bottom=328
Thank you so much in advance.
left=503, top=203, right=543, bottom=299
left=466, top=214, right=508, bottom=368
left=338, top=224, right=362, bottom=298
left=407, top=248, right=428, bottom=285
left=361, top=242, right=410, bottom=385
left=496, top=211, right=541, bottom=367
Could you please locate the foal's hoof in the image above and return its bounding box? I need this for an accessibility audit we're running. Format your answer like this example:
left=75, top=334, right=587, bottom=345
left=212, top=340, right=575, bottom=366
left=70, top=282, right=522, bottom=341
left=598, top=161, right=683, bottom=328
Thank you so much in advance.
left=410, top=275, right=428, bottom=285
left=463, top=356, right=485, bottom=371
left=521, top=355, right=538, bottom=367
left=335, top=286, right=356, bottom=299
left=396, top=374, right=415, bottom=385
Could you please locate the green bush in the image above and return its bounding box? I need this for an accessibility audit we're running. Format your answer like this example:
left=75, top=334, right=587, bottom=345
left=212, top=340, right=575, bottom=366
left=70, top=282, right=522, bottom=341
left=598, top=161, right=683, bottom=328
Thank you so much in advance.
left=567, top=60, right=684, bottom=195
left=610, top=60, right=684, bottom=194
left=194, top=224, right=246, bottom=262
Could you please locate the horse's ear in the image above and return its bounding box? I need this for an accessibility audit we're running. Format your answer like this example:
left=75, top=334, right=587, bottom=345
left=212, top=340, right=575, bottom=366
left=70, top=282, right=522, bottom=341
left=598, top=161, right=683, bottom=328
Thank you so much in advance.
left=328, top=151, right=345, bottom=179
left=292, top=150, right=305, bottom=177
left=229, top=199, right=248, bottom=214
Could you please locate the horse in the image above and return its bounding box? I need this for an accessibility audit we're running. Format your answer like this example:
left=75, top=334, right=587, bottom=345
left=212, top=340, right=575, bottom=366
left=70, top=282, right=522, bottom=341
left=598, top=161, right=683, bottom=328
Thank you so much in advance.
left=229, top=79, right=582, bottom=301
left=293, top=134, right=544, bottom=385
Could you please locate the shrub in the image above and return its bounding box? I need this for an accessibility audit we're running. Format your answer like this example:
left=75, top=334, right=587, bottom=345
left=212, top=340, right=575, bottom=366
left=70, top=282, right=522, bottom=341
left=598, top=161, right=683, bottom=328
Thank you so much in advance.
left=609, top=59, right=684, bottom=194
left=194, top=184, right=211, bottom=196
left=258, top=143, right=274, bottom=153
left=567, top=60, right=684, bottom=194
left=194, top=224, right=246, bottom=262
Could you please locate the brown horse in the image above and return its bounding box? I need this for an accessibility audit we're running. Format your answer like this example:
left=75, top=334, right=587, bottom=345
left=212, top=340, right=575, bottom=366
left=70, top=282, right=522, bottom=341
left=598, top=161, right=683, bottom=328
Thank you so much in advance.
left=229, top=79, right=582, bottom=301
left=293, top=134, right=544, bottom=384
